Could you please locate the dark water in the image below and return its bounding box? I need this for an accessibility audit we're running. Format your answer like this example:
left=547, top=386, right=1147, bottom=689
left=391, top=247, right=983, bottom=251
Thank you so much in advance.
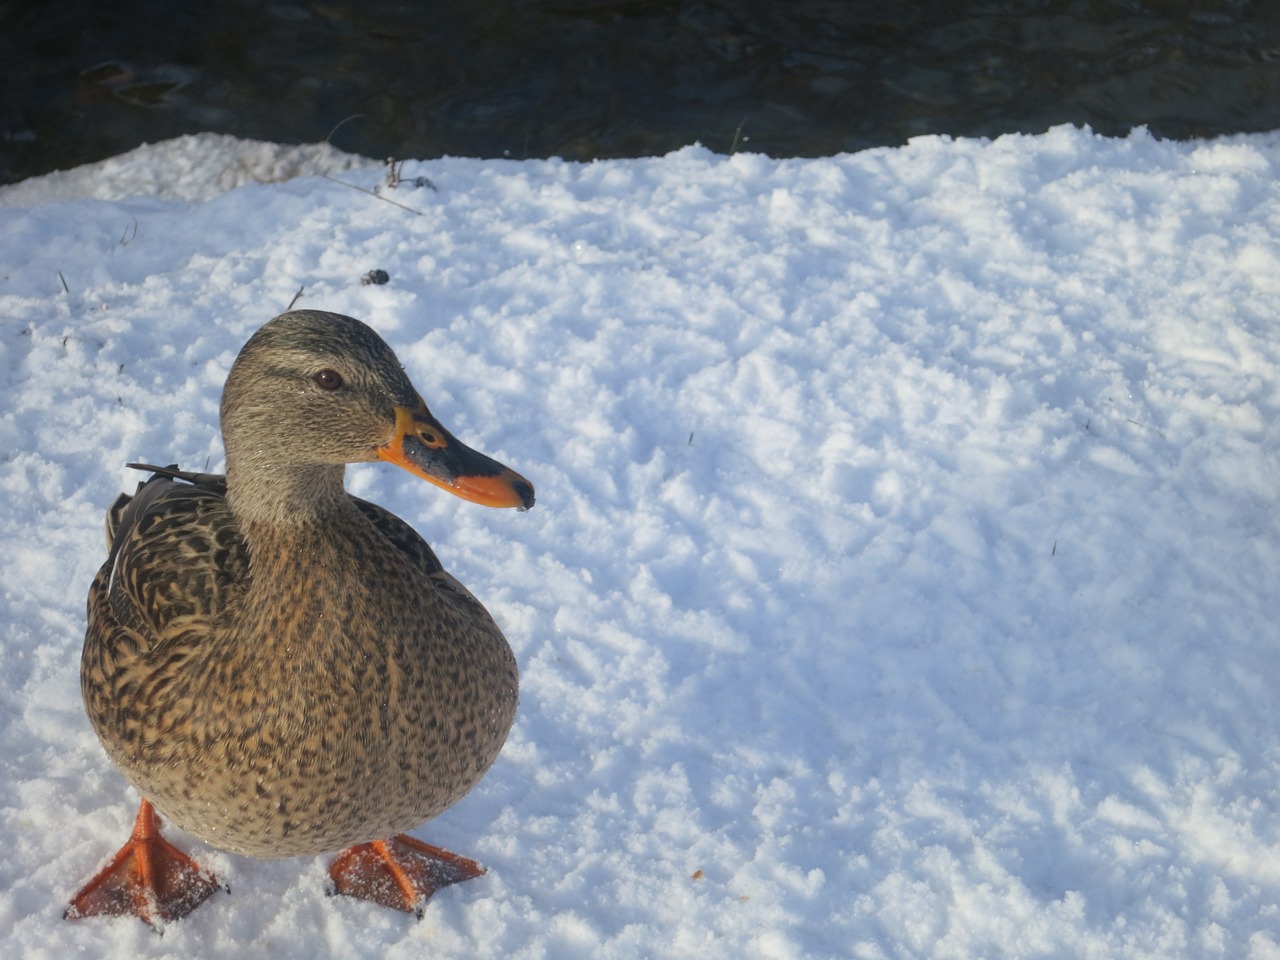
left=3, top=0, right=1279, bottom=185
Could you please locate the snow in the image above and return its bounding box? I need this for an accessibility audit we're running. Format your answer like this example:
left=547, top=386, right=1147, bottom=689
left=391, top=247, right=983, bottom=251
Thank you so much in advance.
left=3, top=124, right=1280, bottom=958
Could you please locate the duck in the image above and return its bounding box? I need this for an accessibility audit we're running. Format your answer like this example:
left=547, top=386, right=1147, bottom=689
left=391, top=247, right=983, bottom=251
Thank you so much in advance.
left=65, top=309, right=534, bottom=929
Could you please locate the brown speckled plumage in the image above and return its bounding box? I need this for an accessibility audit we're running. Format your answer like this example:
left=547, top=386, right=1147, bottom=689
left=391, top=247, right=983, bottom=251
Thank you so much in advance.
left=79, top=310, right=532, bottom=862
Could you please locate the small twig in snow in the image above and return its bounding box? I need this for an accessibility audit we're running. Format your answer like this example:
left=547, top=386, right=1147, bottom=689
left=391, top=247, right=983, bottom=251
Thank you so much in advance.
left=322, top=174, right=428, bottom=216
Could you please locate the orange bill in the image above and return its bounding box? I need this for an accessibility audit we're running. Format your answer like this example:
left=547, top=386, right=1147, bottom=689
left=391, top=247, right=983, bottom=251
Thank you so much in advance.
left=376, top=398, right=535, bottom=510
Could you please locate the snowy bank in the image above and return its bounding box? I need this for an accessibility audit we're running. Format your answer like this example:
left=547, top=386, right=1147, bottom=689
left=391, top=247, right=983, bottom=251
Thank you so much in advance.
left=2, top=125, right=1280, bottom=958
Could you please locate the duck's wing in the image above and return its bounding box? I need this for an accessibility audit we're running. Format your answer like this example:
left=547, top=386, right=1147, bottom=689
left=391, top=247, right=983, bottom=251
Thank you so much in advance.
left=350, top=496, right=445, bottom=577
left=348, top=496, right=500, bottom=616
left=88, top=469, right=247, bottom=670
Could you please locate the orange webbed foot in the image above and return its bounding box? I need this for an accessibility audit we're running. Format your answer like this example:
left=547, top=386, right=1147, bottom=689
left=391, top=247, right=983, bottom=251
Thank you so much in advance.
left=328, top=834, right=485, bottom=916
left=65, top=799, right=222, bottom=930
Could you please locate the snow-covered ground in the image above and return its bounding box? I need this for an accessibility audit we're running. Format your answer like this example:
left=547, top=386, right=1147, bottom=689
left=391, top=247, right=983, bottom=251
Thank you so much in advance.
left=2, top=125, right=1280, bottom=958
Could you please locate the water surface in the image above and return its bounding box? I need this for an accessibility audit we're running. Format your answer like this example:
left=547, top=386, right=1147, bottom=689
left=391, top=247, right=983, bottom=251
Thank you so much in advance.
left=3, top=0, right=1278, bottom=183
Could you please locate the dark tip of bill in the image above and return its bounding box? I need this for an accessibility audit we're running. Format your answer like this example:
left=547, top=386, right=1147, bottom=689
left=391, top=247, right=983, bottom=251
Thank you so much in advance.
left=514, top=477, right=536, bottom=511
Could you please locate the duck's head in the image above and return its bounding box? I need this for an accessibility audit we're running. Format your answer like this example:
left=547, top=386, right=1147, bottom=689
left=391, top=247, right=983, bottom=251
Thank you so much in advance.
left=220, top=310, right=534, bottom=512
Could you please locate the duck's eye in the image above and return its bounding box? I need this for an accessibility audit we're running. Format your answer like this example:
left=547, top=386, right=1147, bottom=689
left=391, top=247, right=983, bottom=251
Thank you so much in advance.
left=313, top=369, right=345, bottom=390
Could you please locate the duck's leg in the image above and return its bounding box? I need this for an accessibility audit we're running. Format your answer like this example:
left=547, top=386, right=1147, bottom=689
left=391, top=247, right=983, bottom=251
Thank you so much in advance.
left=328, top=834, right=485, bottom=916
left=65, top=798, right=222, bottom=929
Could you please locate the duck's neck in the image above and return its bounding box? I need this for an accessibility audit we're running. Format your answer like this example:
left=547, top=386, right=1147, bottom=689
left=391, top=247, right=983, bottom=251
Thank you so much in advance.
left=223, top=460, right=384, bottom=663
left=225, top=460, right=356, bottom=533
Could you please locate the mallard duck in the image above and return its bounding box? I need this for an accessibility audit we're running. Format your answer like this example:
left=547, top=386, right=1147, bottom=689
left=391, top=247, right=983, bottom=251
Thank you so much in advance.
left=65, top=310, right=534, bottom=928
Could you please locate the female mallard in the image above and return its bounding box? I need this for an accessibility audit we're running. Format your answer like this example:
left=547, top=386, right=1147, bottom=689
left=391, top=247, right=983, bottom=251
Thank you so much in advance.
left=66, top=310, right=534, bottom=928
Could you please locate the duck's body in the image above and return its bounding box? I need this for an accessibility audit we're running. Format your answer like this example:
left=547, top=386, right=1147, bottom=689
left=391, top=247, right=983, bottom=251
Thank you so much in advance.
left=68, top=310, right=534, bottom=925
left=84, top=468, right=518, bottom=858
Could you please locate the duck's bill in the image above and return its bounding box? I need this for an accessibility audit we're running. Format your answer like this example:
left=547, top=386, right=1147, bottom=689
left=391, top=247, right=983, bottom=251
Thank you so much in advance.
left=377, top=401, right=535, bottom=510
